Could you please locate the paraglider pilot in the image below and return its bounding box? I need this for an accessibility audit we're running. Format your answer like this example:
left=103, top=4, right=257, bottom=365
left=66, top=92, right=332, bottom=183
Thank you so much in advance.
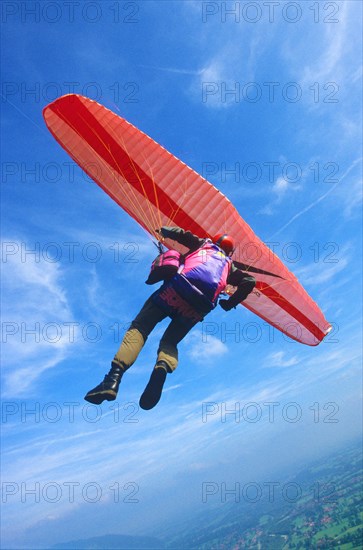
left=85, top=227, right=256, bottom=410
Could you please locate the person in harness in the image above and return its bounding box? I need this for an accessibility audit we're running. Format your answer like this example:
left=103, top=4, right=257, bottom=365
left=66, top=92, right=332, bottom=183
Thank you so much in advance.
left=84, top=226, right=256, bottom=410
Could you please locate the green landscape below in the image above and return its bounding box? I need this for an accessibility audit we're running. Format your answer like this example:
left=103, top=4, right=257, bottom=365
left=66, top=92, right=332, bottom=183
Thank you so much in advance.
left=52, top=441, right=362, bottom=550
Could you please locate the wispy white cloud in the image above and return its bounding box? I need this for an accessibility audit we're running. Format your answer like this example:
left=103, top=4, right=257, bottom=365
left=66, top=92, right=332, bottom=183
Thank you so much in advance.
left=185, top=11, right=278, bottom=109
left=163, top=383, right=182, bottom=393
left=273, top=176, right=289, bottom=195
left=259, top=156, right=313, bottom=216
left=186, top=331, right=228, bottom=362
left=271, top=176, right=302, bottom=203
left=137, top=64, right=205, bottom=76
left=1, top=239, right=74, bottom=396
left=295, top=255, right=349, bottom=287
left=299, top=1, right=351, bottom=88
left=269, top=158, right=362, bottom=238
left=263, top=351, right=300, bottom=368
left=342, top=176, right=363, bottom=218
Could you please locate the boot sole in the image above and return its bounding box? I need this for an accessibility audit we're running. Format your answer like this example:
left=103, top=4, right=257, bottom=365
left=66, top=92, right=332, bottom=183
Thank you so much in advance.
left=84, top=390, right=117, bottom=405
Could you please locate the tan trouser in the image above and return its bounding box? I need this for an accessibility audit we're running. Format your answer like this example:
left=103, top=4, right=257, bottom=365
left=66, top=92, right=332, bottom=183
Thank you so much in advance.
left=112, top=328, right=146, bottom=370
left=112, top=295, right=199, bottom=373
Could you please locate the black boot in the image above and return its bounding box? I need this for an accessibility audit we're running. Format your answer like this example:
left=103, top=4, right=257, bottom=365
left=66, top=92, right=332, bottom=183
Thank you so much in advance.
left=139, top=361, right=168, bottom=410
left=84, top=363, right=124, bottom=405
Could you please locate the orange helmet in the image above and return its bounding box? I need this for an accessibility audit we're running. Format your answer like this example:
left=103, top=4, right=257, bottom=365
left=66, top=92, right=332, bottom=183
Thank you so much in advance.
left=212, top=233, right=235, bottom=256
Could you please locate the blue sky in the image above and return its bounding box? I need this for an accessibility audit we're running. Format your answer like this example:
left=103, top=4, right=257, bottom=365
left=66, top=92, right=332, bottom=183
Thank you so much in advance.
left=1, top=1, right=362, bottom=548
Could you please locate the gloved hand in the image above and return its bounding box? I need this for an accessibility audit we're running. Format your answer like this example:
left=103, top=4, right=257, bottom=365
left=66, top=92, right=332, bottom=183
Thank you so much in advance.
left=155, top=227, right=166, bottom=237
left=219, top=299, right=233, bottom=311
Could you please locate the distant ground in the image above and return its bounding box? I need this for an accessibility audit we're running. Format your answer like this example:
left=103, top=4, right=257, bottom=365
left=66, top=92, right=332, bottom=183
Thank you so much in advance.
left=163, top=441, right=362, bottom=550
left=51, top=442, right=362, bottom=550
